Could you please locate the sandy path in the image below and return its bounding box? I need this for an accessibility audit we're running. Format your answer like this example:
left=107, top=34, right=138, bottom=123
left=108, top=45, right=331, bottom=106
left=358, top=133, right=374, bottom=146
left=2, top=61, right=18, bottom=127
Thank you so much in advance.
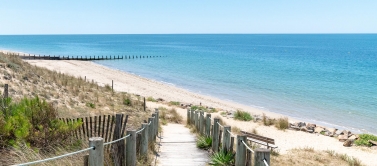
left=25, top=60, right=377, bottom=165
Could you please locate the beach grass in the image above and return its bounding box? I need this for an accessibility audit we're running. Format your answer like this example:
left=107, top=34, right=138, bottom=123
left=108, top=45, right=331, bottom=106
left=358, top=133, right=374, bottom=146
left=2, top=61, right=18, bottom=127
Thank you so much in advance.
left=233, top=110, right=253, bottom=121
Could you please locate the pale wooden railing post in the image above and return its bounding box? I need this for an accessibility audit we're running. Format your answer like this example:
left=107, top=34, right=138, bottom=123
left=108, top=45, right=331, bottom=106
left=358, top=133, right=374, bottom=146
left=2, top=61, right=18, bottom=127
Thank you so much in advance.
left=190, top=109, right=195, bottom=125
left=254, top=148, right=270, bottom=166
left=126, top=130, right=136, bottom=166
left=89, top=137, right=104, bottom=166
left=187, top=109, right=190, bottom=125
left=222, top=126, right=231, bottom=152
left=148, top=117, right=154, bottom=142
left=205, top=114, right=211, bottom=137
left=194, top=111, right=199, bottom=131
left=152, top=113, right=157, bottom=140
left=212, top=118, right=220, bottom=152
left=155, top=108, right=159, bottom=137
left=235, top=135, right=246, bottom=166
left=199, top=111, right=204, bottom=135
left=140, top=123, right=149, bottom=159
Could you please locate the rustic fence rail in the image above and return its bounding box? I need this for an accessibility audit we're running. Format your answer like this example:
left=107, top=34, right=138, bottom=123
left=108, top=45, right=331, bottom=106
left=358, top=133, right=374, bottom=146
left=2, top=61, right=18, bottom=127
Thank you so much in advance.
left=13, top=109, right=160, bottom=166
left=187, top=109, right=271, bottom=166
left=5, top=52, right=166, bottom=61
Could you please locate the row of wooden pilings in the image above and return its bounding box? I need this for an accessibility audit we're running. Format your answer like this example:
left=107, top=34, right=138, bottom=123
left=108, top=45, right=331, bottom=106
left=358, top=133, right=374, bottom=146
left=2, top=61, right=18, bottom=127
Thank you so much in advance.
left=187, top=109, right=271, bottom=166
left=8, top=52, right=165, bottom=61
left=87, top=109, right=159, bottom=166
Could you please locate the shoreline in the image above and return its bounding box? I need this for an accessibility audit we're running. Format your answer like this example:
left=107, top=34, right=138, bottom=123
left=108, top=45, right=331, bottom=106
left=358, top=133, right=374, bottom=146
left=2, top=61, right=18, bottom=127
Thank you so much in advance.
left=1, top=50, right=373, bottom=135
left=2, top=50, right=377, bottom=165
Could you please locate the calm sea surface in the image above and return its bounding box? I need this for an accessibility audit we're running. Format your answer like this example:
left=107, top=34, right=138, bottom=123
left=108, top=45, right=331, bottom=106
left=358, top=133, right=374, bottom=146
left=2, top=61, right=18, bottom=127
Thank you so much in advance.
left=1, top=34, right=376, bottom=134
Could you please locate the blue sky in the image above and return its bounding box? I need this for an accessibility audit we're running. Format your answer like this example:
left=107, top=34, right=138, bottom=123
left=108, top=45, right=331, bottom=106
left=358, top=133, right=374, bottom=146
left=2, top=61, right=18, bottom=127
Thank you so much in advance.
left=0, top=0, right=376, bottom=34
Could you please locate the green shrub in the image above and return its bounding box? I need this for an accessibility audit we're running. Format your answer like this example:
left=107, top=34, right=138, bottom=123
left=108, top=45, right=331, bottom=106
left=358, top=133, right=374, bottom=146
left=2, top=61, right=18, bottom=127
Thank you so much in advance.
left=234, top=110, right=253, bottom=121
left=354, top=134, right=377, bottom=147
left=0, top=96, right=81, bottom=148
left=196, top=136, right=212, bottom=149
left=86, top=102, right=95, bottom=108
left=191, top=105, right=208, bottom=112
left=147, top=96, right=156, bottom=102
left=123, top=98, right=132, bottom=106
left=210, top=150, right=234, bottom=166
left=169, top=101, right=180, bottom=106
left=275, top=117, right=289, bottom=130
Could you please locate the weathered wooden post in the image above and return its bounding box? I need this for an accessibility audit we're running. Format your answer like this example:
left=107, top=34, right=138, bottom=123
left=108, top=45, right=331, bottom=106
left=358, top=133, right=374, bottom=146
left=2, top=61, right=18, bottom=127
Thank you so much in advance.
left=155, top=109, right=159, bottom=136
left=126, top=130, right=136, bottom=166
left=112, top=80, right=114, bottom=91
left=187, top=109, right=190, bottom=125
left=222, top=126, right=231, bottom=152
left=235, top=135, right=247, bottom=166
left=230, top=136, right=234, bottom=152
left=140, top=123, right=149, bottom=159
left=212, top=118, right=220, bottom=152
left=190, top=109, right=194, bottom=124
left=254, top=148, right=270, bottom=166
left=148, top=117, right=154, bottom=142
left=152, top=113, right=157, bottom=141
left=194, top=111, right=199, bottom=131
left=3, top=84, right=8, bottom=98
left=89, top=137, right=104, bottom=166
left=143, top=97, right=146, bottom=112
left=199, top=111, right=205, bottom=135
left=205, top=114, right=211, bottom=136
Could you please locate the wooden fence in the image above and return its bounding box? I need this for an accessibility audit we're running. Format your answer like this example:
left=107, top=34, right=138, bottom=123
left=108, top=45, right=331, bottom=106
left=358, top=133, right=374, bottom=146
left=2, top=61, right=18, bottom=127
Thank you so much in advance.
left=59, top=109, right=159, bottom=166
left=14, top=109, right=159, bottom=166
left=6, top=52, right=166, bottom=61
left=187, top=109, right=271, bottom=166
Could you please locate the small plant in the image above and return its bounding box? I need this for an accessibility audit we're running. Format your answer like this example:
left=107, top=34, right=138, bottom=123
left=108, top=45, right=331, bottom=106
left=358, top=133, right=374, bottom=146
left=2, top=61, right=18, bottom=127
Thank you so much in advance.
left=234, top=110, right=253, bottom=121
left=105, top=84, right=112, bottom=91
left=190, top=105, right=208, bottom=112
left=86, top=102, right=95, bottom=108
left=262, top=113, right=274, bottom=126
left=169, top=101, right=180, bottom=106
left=196, top=136, right=212, bottom=149
left=123, top=98, right=132, bottom=106
left=147, top=96, right=156, bottom=102
left=210, top=150, right=234, bottom=166
left=271, top=149, right=280, bottom=156
left=275, top=117, right=289, bottom=130
left=354, top=134, right=377, bottom=147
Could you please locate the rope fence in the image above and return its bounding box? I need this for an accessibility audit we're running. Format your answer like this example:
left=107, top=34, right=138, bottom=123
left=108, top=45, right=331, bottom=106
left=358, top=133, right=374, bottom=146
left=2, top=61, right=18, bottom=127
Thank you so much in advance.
left=242, top=140, right=255, bottom=153
left=13, top=109, right=160, bottom=166
left=13, top=147, right=94, bottom=166
left=264, top=159, right=270, bottom=166
left=187, top=108, right=271, bottom=166
left=103, top=134, right=131, bottom=146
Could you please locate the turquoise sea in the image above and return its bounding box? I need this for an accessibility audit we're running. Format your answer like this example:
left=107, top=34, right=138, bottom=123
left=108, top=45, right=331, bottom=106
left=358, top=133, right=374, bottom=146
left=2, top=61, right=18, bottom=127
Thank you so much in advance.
left=0, top=34, right=376, bottom=134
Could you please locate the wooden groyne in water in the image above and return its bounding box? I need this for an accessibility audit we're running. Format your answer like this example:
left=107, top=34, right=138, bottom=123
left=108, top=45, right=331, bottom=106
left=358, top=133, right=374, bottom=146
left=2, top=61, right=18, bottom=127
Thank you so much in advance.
left=5, top=52, right=165, bottom=61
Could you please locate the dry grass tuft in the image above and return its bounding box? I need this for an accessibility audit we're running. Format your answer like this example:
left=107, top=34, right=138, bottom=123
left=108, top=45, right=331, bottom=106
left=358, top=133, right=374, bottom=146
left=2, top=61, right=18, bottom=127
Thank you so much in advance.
left=272, top=147, right=364, bottom=166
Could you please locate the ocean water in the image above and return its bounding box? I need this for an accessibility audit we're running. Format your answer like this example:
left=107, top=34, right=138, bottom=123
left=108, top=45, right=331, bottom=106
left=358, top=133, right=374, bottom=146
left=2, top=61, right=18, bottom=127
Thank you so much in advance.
left=0, top=34, right=376, bottom=134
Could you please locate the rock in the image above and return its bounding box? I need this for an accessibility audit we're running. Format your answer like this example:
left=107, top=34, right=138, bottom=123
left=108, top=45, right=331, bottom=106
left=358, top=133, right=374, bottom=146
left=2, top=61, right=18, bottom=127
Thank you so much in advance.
left=314, top=127, right=324, bottom=133
left=340, top=130, right=351, bottom=135
left=338, top=135, right=348, bottom=142
left=156, top=98, right=164, bottom=102
left=294, top=122, right=306, bottom=128
left=327, top=128, right=337, bottom=135
left=306, top=123, right=316, bottom=130
left=369, top=140, right=377, bottom=146
left=348, top=135, right=358, bottom=140
left=343, top=139, right=353, bottom=147
left=300, top=127, right=308, bottom=132
left=308, top=129, right=314, bottom=133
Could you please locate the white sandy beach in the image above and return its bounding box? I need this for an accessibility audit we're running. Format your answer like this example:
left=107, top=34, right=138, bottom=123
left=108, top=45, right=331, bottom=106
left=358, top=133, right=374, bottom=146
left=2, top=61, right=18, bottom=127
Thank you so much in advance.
left=22, top=59, right=377, bottom=165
